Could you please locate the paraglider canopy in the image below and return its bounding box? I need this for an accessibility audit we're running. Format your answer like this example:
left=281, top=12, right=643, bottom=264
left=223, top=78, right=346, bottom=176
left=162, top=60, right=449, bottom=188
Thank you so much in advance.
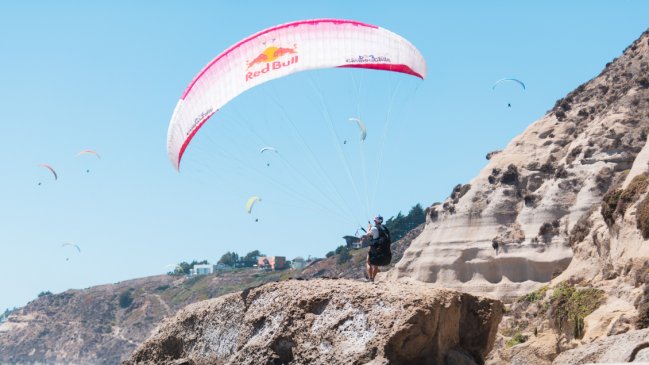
left=348, top=117, right=367, bottom=141
left=492, top=78, right=526, bottom=90
left=167, top=18, right=427, bottom=170
left=246, top=196, right=262, bottom=214
left=260, top=147, right=278, bottom=154
left=38, top=164, right=58, bottom=180
left=76, top=150, right=101, bottom=159
left=62, top=242, right=81, bottom=252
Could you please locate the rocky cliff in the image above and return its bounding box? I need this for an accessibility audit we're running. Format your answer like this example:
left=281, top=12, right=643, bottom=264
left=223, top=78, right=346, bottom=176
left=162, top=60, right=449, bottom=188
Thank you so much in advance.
left=383, top=29, right=649, bottom=364
left=390, top=30, right=649, bottom=303
left=123, top=279, right=503, bottom=365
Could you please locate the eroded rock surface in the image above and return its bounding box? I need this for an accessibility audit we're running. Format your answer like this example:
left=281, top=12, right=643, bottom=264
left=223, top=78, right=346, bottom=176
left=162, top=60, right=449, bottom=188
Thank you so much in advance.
left=553, top=328, right=649, bottom=364
left=391, top=29, right=649, bottom=301
left=124, top=279, right=503, bottom=365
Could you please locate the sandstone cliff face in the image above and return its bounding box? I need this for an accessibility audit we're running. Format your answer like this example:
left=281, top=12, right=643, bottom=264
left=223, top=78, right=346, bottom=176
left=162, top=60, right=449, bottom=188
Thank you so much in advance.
left=390, top=30, right=649, bottom=301
left=124, top=279, right=503, bottom=365
left=479, top=31, right=649, bottom=364
left=553, top=328, right=649, bottom=364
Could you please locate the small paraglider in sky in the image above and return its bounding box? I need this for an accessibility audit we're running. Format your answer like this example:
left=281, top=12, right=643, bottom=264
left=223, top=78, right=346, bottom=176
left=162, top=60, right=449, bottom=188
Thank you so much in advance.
left=246, top=196, right=261, bottom=214
left=492, top=78, right=525, bottom=108
left=38, top=164, right=58, bottom=185
left=492, top=78, right=526, bottom=91
left=348, top=117, right=367, bottom=142
left=246, top=196, right=262, bottom=222
left=259, top=147, right=277, bottom=154
left=260, top=147, right=277, bottom=167
left=77, top=149, right=100, bottom=173
left=77, top=150, right=101, bottom=159
left=62, top=242, right=81, bottom=261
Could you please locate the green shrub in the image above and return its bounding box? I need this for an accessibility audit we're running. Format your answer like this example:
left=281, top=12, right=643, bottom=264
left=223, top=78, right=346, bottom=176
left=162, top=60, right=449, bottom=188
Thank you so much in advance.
left=337, top=247, right=352, bottom=265
left=618, top=174, right=649, bottom=215
left=519, top=285, right=549, bottom=303
left=569, top=214, right=592, bottom=246
left=636, top=194, right=649, bottom=239
left=636, top=301, right=649, bottom=329
left=118, top=290, right=134, bottom=309
left=548, top=282, right=605, bottom=339
left=506, top=332, right=527, bottom=347
left=501, top=164, right=519, bottom=185
left=601, top=189, right=622, bottom=225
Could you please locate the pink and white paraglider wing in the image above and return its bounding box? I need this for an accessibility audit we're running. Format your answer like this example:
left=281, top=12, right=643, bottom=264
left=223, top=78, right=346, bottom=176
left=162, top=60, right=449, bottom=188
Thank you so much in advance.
left=39, top=164, right=58, bottom=180
left=167, top=18, right=426, bottom=170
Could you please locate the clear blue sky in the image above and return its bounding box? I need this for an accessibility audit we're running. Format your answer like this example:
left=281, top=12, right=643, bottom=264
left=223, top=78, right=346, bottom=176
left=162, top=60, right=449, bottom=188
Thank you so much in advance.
left=1, top=1, right=647, bottom=311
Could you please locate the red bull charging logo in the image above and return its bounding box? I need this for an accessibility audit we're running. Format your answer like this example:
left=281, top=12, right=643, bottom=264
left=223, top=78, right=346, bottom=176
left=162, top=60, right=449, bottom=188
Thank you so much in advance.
left=246, top=45, right=298, bottom=82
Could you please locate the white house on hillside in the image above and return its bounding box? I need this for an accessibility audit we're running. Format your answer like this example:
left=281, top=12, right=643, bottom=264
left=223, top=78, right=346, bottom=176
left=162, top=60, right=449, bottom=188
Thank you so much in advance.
left=292, top=257, right=306, bottom=269
left=190, top=264, right=214, bottom=276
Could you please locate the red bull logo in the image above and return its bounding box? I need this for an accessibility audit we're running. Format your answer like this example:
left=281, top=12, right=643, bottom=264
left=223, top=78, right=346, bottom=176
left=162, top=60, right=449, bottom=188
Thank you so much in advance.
left=246, top=45, right=298, bottom=82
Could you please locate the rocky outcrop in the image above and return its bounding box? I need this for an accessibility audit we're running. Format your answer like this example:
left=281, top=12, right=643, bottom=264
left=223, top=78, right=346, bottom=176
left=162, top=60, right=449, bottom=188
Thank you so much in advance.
left=553, top=328, right=649, bottom=364
left=390, top=29, right=649, bottom=301
left=124, top=279, right=503, bottom=365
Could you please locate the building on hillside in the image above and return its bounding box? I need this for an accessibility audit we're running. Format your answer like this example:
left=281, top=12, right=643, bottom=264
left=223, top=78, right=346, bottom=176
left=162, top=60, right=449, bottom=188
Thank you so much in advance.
left=190, top=264, right=214, bottom=276
left=343, top=235, right=370, bottom=249
left=214, top=263, right=231, bottom=271
left=257, top=256, right=286, bottom=271
left=343, top=235, right=361, bottom=249
left=292, top=257, right=306, bottom=269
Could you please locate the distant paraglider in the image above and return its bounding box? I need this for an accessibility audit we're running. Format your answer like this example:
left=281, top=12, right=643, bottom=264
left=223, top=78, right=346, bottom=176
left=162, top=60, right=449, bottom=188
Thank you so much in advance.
left=492, top=78, right=526, bottom=91
left=38, top=164, right=58, bottom=185
left=77, top=149, right=100, bottom=173
left=77, top=150, right=101, bottom=159
left=62, top=242, right=81, bottom=261
left=259, top=147, right=277, bottom=154
left=246, top=196, right=261, bottom=214
left=348, top=117, right=367, bottom=142
left=492, top=78, right=525, bottom=108
left=260, top=147, right=278, bottom=167
left=62, top=242, right=81, bottom=252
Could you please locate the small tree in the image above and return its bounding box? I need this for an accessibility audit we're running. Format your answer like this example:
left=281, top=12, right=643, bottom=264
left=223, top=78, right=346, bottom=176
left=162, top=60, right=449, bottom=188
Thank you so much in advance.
left=119, top=290, right=134, bottom=308
left=337, top=247, right=352, bottom=264
left=218, top=252, right=239, bottom=267
left=326, top=251, right=335, bottom=258
left=173, top=261, right=192, bottom=275
left=242, top=250, right=263, bottom=267
left=38, top=291, right=52, bottom=298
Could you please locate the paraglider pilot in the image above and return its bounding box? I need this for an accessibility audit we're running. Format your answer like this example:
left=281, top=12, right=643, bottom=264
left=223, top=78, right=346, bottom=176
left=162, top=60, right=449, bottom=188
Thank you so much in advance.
left=362, top=215, right=391, bottom=282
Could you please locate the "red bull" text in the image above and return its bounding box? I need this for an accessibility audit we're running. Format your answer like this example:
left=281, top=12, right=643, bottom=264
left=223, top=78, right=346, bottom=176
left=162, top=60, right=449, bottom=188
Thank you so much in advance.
left=246, top=56, right=298, bottom=82
left=245, top=45, right=298, bottom=82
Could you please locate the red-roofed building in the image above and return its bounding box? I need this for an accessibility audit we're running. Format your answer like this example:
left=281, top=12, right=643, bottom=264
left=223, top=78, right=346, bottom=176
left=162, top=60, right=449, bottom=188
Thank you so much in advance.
left=257, top=256, right=286, bottom=271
